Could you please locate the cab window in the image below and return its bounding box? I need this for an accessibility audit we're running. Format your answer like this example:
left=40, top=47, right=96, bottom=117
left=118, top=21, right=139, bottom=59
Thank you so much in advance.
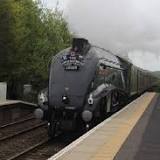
left=92, top=63, right=124, bottom=90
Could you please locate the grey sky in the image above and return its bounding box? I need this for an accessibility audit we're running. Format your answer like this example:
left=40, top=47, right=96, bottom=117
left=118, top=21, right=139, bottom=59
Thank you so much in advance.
left=45, top=0, right=160, bottom=71
left=42, top=0, right=69, bottom=10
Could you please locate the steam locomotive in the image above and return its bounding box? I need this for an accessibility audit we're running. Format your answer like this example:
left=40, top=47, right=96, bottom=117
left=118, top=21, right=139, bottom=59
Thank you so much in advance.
left=35, top=38, right=157, bottom=138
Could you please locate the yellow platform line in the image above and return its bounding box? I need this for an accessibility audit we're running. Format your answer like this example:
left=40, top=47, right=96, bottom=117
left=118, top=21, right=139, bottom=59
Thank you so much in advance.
left=91, top=93, right=156, bottom=160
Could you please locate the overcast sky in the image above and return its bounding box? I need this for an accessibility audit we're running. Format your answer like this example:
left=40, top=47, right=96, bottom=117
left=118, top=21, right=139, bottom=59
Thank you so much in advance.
left=44, top=0, right=160, bottom=71
left=41, top=0, right=69, bottom=10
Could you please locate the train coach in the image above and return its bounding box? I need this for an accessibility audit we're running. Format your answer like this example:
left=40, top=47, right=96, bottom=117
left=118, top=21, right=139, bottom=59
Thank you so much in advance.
left=35, top=38, right=157, bottom=138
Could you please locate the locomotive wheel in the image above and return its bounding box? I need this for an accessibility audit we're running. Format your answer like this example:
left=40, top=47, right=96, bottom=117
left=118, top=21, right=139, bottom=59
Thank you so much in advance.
left=48, top=113, right=57, bottom=138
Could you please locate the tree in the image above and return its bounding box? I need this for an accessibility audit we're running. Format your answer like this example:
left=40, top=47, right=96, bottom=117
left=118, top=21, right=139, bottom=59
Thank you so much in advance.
left=0, top=0, right=72, bottom=99
left=0, top=0, right=13, bottom=80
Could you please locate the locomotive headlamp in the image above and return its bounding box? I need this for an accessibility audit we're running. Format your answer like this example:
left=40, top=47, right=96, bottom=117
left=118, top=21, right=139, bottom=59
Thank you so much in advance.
left=88, top=94, right=94, bottom=105
left=62, top=96, right=67, bottom=100
left=62, top=95, right=69, bottom=104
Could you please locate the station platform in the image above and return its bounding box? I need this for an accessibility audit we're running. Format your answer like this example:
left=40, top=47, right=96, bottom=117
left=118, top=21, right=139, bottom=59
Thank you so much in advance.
left=48, top=92, right=158, bottom=160
left=0, top=100, right=21, bottom=106
left=0, top=100, right=37, bottom=107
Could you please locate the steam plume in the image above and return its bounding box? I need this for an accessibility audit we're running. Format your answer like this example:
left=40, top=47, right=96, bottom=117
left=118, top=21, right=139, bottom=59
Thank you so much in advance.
left=65, top=0, right=160, bottom=71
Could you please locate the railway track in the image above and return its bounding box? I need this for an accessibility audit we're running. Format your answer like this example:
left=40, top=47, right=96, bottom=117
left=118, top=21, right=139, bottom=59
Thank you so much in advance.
left=0, top=116, right=48, bottom=160
left=7, top=138, right=50, bottom=160
left=0, top=102, right=37, bottom=127
left=0, top=116, right=45, bottom=141
left=7, top=132, right=82, bottom=160
left=0, top=113, right=83, bottom=160
left=0, top=126, right=81, bottom=160
left=0, top=116, right=34, bottom=129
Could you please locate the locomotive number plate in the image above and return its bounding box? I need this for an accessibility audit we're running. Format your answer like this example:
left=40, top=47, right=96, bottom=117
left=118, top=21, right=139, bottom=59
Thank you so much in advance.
left=65, top=65, right=79, bottom=70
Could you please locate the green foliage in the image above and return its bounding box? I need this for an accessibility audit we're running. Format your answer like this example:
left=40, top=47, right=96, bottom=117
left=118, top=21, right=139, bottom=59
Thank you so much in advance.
left=0, top=0, right=72, bottom=98
left=0, top=0, right=13, bottom=80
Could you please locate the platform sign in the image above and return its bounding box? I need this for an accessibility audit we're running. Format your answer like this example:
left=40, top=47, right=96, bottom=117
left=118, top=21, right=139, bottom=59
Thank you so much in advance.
left=0, top=82, right=7, bottom=100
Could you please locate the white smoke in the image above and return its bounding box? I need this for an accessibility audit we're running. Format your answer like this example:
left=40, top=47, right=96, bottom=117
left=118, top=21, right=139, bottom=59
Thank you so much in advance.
left=64, top=0, right=160, bottom=71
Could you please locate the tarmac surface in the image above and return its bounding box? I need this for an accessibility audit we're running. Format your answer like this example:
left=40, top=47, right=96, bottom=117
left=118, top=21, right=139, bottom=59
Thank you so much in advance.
left=114, top=94, right=160, bottom=160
